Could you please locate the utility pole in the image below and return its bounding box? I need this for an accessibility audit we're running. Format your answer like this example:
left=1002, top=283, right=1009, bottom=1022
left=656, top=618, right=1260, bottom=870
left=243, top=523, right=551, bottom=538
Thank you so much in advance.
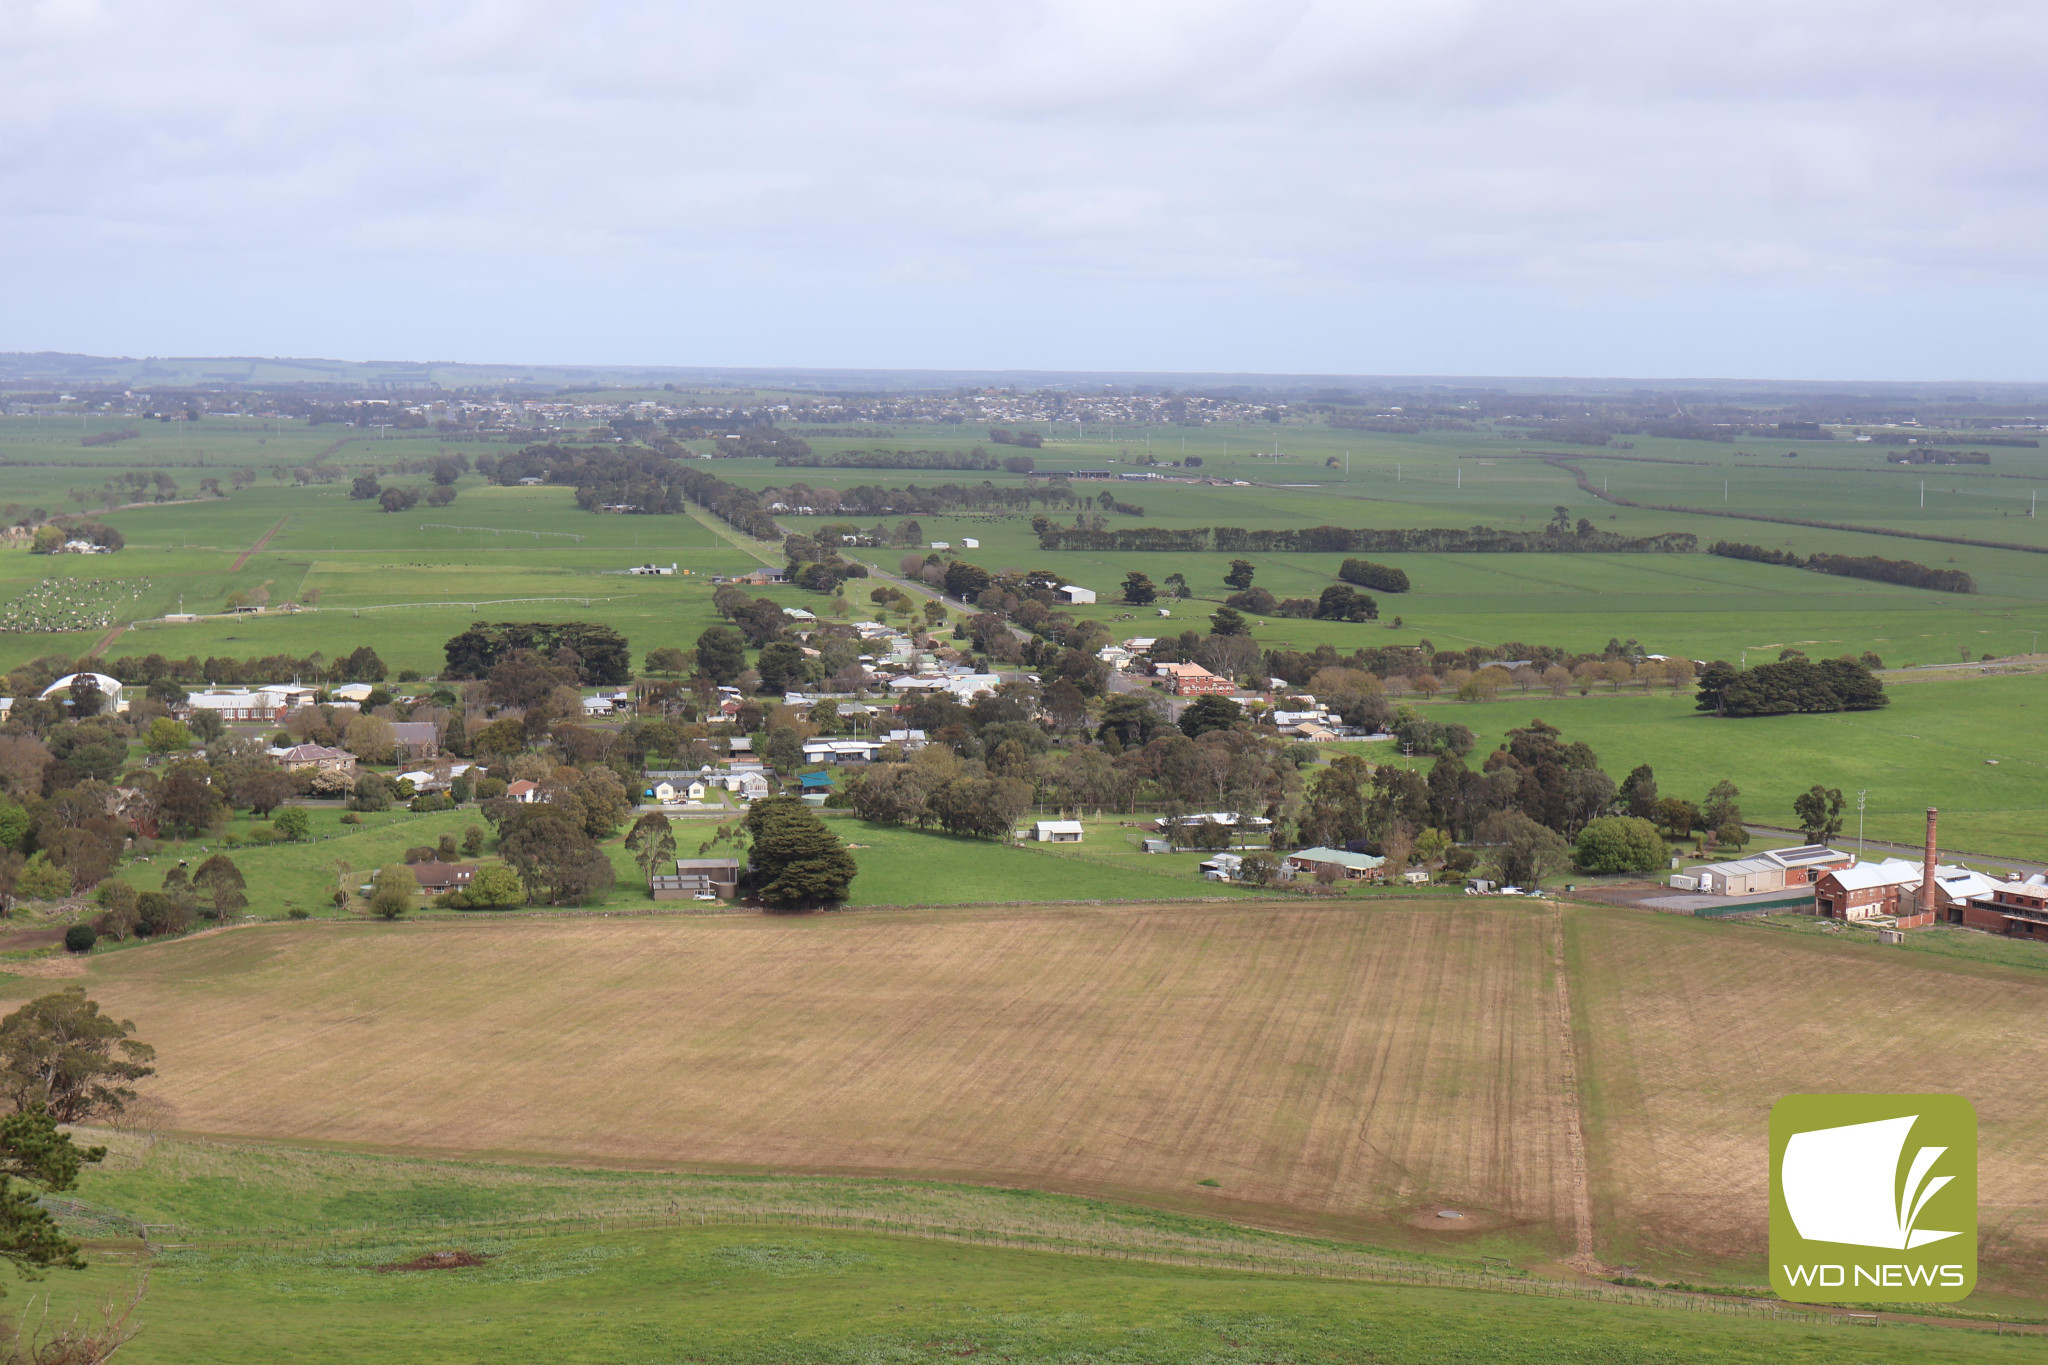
left=1920, top=479, right=1925, bottom=508
left=1856, top=789, right=1867, bottom=858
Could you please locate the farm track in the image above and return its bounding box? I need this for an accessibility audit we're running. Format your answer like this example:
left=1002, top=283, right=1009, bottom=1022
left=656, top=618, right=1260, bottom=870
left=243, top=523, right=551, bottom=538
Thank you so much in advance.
left=229, top=517, right=288, bottom=572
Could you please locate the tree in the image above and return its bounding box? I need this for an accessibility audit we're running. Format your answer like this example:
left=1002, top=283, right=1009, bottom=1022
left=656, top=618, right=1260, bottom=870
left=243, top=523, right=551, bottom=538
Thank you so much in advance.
left=0, top=1103, right=118, bottom=1289
left=625, top=812, right=677, bottom=884
left=344, top=714, right=396, bottom=764
left=378, top=486, right=420, bottom=513
left=238, top=768, right=294, bottom=816
left=461, top=864, right=525, bottom=908
left=156, top=762, right=224, bottom=837
left=1120, top=572, right=1157, bottom=606
left=756, top=642, right=811, bottom=695
left=1793, top=785, right=1846, bottom=842
left=0, top=988, right=154, bottom=1123
left=348, top=771, right=391, bottom=812
left=1574, top=816, right=1667, bottom=874
left=368, top=866, right=415, bottom=920
left=1178, top=695, right=1243, bottom=739
left=1653, top=797, right=1702, bottom=839
left=1700, top=779, right=1743, bottom=831
left=1715, top=821, right=1751, bottom=852
left=13, top=857, right=69, bottom=902
left=741, top=798, right=857, bottom=908
left=1617, top=763, right=1658, bottom=820
left=191, top=854, right=248, bottom=921
left=942, top=561, right=991, bottom=601
left=645, top=647, right=690, bottom=676
left=1314, top=584, right=1377, bottom=622
left=349, top=474, right=382, bottom=500
left=1223, top=559, right=1256, bottom=591
left=1208, top=606, right=1249, bottom=637
left=143, top=716, right=192, bottom=756
left=1298, top=755, right=1370, bottom=850
left=1162, top=572, right=1190, bottom=600
left=271, top=807, right=311, bottom=841
left=1476, top=810, right=1572, bottom=888
left=498, top=805, right=615, bottom=905
left=694, top=626, right=747, bottom=686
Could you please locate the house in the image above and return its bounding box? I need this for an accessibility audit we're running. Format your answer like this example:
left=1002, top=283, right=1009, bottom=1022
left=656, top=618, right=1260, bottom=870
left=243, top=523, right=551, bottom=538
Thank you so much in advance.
left=626, top=563, right=677, bottom=575
left=884, top=728, right=928, bottom=750
left=801, top=738, right=882, bottom=763
left=1034, top=820, right=1083, bottom=843
left=1057, top=584, right=1096, bottom=605
left=395, top=769, right=445, bottom=792
left=505, top=780, right=541, bottom=803
left=269, top=743, right=355, bottom=775
left=1401, top=867, right=1431, bottom=885
left=407, top=862, right=476, bottom=893
left=1291, top=723, right=1339, bottom=742
left=733, top=772, right=771, bottom=801
left=687, top=780, right=708, bottom=801
left=1962, top=872, right=2048, bottom=937
left=648, top=780, right=680, bottom=803
left=389, top=721, right=439, bottom=760
left=1285, top=846, right=1387, bottom=882
left=581, top=696, right=615, bottom=717
left=1152, top=812, right=1271, bottom=834
left=516, top=476, right=546, bottom=485
left=651, top=857, right=741, bottom=900
left=1155, top=663, right=1234, bottom=696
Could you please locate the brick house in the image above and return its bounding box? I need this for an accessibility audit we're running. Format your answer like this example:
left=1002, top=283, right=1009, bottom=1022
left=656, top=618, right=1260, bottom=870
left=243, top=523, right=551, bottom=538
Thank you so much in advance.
left=1156, top=663, right=1235, bottom=696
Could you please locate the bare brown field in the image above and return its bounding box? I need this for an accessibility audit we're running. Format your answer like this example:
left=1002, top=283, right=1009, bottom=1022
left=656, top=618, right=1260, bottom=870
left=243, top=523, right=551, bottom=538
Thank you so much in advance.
left=11, top=902, right=1577, bottom=1249
left=1567, top=907, right=2048, bottom=1294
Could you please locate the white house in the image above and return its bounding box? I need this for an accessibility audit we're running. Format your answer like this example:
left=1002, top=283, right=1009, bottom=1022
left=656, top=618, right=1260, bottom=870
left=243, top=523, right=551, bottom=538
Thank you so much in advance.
left=1057, top=584, right=1096, bottom=605
left=505, top=780, right=541, bottom=803
left=733, top=772, right=771, bottom=801
left=581, top=696, right=615, bottom=717
left=1034, top=820, right=1084, bottom=843
left=650, top=780, right=680, bottom=803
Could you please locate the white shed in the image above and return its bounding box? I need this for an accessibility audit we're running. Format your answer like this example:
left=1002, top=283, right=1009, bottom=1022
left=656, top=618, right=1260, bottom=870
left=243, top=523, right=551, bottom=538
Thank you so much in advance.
left=1057, top=585, right=1096, bottom=605
left=1034, top=820, right=1084, bottom=843
left=961, top=538, right=980, bottom=549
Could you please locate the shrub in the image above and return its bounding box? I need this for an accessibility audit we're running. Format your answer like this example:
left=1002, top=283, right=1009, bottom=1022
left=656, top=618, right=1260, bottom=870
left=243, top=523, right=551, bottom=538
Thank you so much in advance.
left=339, top=812, right=362, bottom=825
left=14, top=855, right=71, bottom=902
left=63, top=924, right=97, bottom=954
left=286, top=906, right=311, bottom=920
left=409, top=792, right=454, bottom=813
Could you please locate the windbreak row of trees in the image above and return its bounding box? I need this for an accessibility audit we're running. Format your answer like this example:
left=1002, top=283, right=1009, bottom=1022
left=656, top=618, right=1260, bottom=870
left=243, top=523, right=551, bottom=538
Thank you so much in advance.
left=769, top=446, right=1037, bottom=473
left=1038, top=523, right=1699, bottom=553
left=1709, top=541, right=1975, bottom=593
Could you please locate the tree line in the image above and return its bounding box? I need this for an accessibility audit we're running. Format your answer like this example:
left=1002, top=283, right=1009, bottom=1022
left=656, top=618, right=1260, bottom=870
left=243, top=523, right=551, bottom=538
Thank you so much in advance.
left=1695, top=657, right=1888, bottom=717
left=1708, top=541, right=1975, bottom=593
left=1037, top=523, right=1699, bottom=554
left=769, top=446, right=1038, bottom=473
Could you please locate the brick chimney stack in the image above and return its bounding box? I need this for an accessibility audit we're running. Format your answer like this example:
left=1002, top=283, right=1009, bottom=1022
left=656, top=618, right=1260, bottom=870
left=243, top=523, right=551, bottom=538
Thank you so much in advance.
left=1920, top=807, right=1939, bottom=919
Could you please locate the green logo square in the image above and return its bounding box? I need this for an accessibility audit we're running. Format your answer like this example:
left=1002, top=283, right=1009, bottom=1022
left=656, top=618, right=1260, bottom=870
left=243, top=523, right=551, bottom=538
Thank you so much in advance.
left=1769, top=1094, right=1976, bottom=1302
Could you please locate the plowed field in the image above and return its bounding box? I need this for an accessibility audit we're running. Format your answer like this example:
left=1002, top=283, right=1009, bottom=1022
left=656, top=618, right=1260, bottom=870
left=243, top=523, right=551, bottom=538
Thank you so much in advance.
left=1568, top=908, right=2048, bottom=1292
left=38, top=902, right=1577, bottom=1248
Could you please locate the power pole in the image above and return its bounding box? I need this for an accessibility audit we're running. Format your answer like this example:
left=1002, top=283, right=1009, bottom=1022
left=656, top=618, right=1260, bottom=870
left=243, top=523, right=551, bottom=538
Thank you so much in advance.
left=1856, top=789, right=1867, bottom=858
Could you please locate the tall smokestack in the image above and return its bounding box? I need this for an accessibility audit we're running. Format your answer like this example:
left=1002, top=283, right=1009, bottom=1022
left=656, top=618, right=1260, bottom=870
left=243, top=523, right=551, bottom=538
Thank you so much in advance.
left=1920, top=807, right=1939, bottom=919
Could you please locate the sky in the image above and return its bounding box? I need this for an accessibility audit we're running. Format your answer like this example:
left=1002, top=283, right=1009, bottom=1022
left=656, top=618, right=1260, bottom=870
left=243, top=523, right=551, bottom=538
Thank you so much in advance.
left=3, top=0, right=2046, bottom=381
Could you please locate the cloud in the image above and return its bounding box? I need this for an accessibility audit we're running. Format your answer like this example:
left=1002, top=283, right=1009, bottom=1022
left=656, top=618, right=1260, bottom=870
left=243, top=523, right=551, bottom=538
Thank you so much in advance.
left=0, top=1, right=2044, bottom=376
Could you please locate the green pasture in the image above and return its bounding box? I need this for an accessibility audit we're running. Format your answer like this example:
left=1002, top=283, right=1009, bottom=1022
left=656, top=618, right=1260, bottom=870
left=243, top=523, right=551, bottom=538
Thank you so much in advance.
left=10, top=1134, right=2032, bottom=1364
left=1362, top=668, right=2048, bottom=861
left=816, top=816, right=1262, bottom=906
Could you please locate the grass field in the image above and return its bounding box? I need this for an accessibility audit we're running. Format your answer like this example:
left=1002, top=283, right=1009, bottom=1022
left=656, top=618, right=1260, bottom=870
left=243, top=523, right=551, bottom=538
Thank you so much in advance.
left=13, top=900, right=2048, bottom=1300
left=1360, top=667, right=2048, bottom=860
left=24, top=1203, right=2038, bottom=1363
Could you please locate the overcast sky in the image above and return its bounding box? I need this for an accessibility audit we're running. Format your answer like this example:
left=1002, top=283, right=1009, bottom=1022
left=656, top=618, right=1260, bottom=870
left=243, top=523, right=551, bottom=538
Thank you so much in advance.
left=4, top=1, right=2045, bottom=380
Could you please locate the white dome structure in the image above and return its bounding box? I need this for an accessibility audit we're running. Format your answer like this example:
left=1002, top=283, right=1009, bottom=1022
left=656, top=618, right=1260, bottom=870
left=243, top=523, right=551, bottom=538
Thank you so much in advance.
left=39, top=673, right=125, bottom=708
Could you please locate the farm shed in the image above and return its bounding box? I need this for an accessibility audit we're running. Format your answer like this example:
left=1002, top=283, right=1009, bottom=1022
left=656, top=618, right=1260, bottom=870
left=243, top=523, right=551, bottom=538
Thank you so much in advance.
left=1033, top=820, right=1083, bottom=843
left=1056, top=584, right=1095, bottom=605
left=652, top=858, right=741, bottom=900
